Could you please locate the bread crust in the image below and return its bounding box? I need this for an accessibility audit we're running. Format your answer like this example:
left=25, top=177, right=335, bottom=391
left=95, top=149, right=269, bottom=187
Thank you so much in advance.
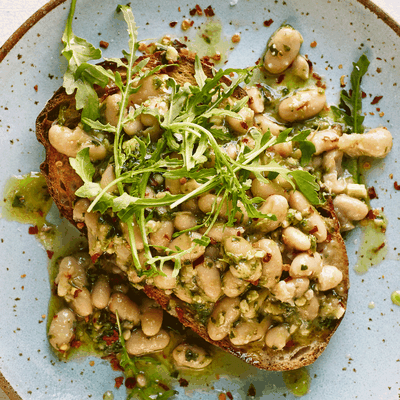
left=36, top=51, right=349, bottom=371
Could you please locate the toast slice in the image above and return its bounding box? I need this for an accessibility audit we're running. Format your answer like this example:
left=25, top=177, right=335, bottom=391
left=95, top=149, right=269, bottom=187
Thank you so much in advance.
left=36, top=50, right=349, bottom=371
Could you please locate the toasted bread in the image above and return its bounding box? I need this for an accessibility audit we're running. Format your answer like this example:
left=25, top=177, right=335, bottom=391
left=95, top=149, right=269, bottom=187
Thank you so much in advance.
left=36, top=51, right=348, bottom=371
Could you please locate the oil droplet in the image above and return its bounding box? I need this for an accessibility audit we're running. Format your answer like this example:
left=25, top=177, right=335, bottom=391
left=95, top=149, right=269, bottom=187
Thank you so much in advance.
left=103, top=391, right=114, bottom=400
left=282, top=368, right=310, bottom=397
left=391, top=290, right=400, bottom=306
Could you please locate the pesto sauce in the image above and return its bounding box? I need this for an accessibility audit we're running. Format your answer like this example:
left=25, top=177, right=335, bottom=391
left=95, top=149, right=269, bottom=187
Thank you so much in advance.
left=354, top=214, right=388, bottom=274
left=282, top=368, right=310, bottom=397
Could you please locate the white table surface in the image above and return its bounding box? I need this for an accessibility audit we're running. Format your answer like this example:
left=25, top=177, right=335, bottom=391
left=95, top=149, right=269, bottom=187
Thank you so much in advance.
left=0, top=1, right=398, bottom=399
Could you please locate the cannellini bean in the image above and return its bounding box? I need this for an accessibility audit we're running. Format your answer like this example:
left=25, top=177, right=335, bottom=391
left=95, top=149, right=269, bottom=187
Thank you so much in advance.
left=289, top=190, right=311, bottom=214
left=304, top=213, right=327, bottom=243
left=173, top=284, right=193, bottom=304
left=49, top=308, right=76, bottom=352
left=206, top=223, right=243, bottom=243
left=174, top=212, right=197, bottom=231
left=223, top=236, right=253, bottom=260
left=264, top=27, right=303, bottom=74
left=273, top=141, right=293, bottom=158
left=104, top=93, right=121, bottom=126
left=108, top=293, right=140, bottom=324
left=338, top=128, right=393, bottom=158
left=55, top=256, right=88, bottom=298
left=318, top=265, right=343, bottom=291
left=100, top=165, right=118, bottom=193
left=172, top=343, right=212, bottom=369
left=240, top=290, right=269, bottom=319
left=48, top=124, right=106, bottom=161
left=265, top=325, right=291, bottom=350
left=125, top=329, right=170, bottom=356
left=222, top=270, right=250, bottom=297
left=196, top=260, right=222, bottom=302
left=291, top=54, right=309, bottom=80
left=308, top=129, right=340, bottom=155
left=149, top=220, right=174, bottom=251
left=333, top=194, right=369, bottom=222
left=230, top=317, right=271, bottom=346
left=254, top=114, right=284, bottom=137
left=180, top=198, right=199, bottom=213
left=273, top=278, right=311, bottom=304
left=282, top=226, right=311, bottom=251
left=226, top=107, right=254, bottom=135
left=164, top=177, right=182, bottom=194
left=123, top=114, right=144, bottom=136
left=168, top=232, right=205, bottom=263
left=198, top=194, right=249, bottom=224
left=85, top=211, right=110, bottom=255
left=129, top=75, right=168, bottom=105
left=322, top=150, right=347, bottom=194
left=290, top=252, right=322, bottom=278
left=91, top=276, right=111, bottom=310
left=224, top=143, right=239, bottom=160
left=140, top=299, right=163, bottom=337
left=230, top=258, right=262, bottom=281
left=121, top=219, right=144, bottom=251
left=278, top=88, right=326, bottom=122
left=71, top=287, right=93, bottom=317
left=153, top=264, right=177, bottom=290
left=251, top=178, right=288, bottom=199
left=73, top=198, right=91, bottom=222
left=246, top=87, right=264, bottom=113
left=255, top=195, right=289, bottom=233
left=298, top=295, right=319, bottom=321
left=253, top=239, right=283, bottom=289
left=181, top=179, right=201, bottom=194
left=207, top=297, right=240, bottom=341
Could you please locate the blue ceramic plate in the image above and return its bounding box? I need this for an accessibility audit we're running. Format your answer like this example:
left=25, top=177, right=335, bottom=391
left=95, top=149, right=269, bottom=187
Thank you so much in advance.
left=1, top=1, right=400, bottom=399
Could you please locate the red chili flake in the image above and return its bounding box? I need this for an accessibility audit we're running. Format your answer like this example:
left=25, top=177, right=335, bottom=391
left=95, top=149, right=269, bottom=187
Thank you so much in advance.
left=34, top=85, right=38, bottom=92
left=99, top=40, right=109, bottom=49
left=361, top=91, right=367, bottom=98
left=240, top=121, right=249, bottom=130
left=372, top=242, right=385, bottom=253
left=37, top=209, right=44, bottom=217
left=193, top=254, right=205, bottom=267
left=306, top=58, right=313, bottom=74
left=248, top=279, right=259, bottom=286
left=70, top=339, right=82, bottom=349
left=284, top=276, right=293, bottom=283
left=326, top=232, right=332, bottom=242
left=285, top=340, right=295, bottom=348
left=195, top=4, right=203, bottom=15
left=309, top=226, right=319, bottom=234
left=227, top=392, right=233, bottom=400
left=394, top=181, right=400, bottom=190
left=77, top=222, right=85, bottom=230
left=46, top=250, right=54, bottom=259
left=91, top=253, right=101, bottom=263
left=263, top=19, right=274, bottom=27
left=312, top=72, right=322, bottom=81
left=102, top=354, right=123, bottom=371
left=103, top=329, right=119, bottom=346
left=371, top=95, right=383, bottom=105
left=125, top=377, right=137, bottom=389
left=310, top=41, right=317, bottom=48
left=169, top=21, right=178, bottom=27
left=367, top=209, right=376, bottom=220
left=115, top=376, right=124, bottom=389
left=179, top=378, right=189, bottom=387
left=204, top=6, right=215, bottom=17
left=189, top=7, right=197, bottom=16
left=179, top=177, right=187, bottom=185
left=368, top=186, right=378, bottom=199
left=175, top=306, right=185, bottom=321
left=263, top=253, right=272, bottom=263
left=158, top=382, right=170, bottom=391
left=210, top=237, right=217, bottom=245
left=73, top=288, right=82, bottom=298
left=28, top=226, right=39, bottom=235
left=316, top=80, right=326, bottom=89
left=276, top=74, right=285, bottom=84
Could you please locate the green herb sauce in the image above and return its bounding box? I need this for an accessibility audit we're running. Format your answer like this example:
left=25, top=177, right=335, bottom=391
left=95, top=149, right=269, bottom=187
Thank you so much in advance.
left=282, top=368, right=310, bottom=397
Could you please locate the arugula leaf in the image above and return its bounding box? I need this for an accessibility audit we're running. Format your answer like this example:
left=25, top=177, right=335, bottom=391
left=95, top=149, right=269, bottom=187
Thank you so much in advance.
left=69, top=147, right=95, bottom=182
left=194, top=55, right=207, bottom=89
left=291, top=170, right=323, bottom=205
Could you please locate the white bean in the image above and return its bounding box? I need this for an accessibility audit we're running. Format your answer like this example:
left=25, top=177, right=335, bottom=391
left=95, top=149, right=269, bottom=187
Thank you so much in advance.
left=108, top=293, right=140, bottom=324
left=174, top=212, right=197, bottom=231
left=196, top=260, right=222, bottom=302
left=230, top=317, right=271, bottom=346
left=73, top=199, right=91, bottom=222
left=298, top=294, right=319, bottom=321
left=273, top=141, right=293, bottom=158
left=223, top=236, right=253, bottom=260
left=206, top=223, right=243, bottom=243
left=222, top=270, right=250, bottom=297
left=91, top=276, right=111, bottom=310
left=291, top=55, right=309, bottom=80
left=121, top=219, right=144, bottom=251
left=104, top=93, right=121, bottom=126
left=125, top=329, right=170, bottom=356
left=140, top=299, right=163, bottom=337
left=181, top=179, right=201, bottom=194
left=304, top=213, right=327, bottom=243
left=333, top=194, right=369, bottom=221
left=338, top=128, right=393, bottom=158
left=100, top=165, right=118, bottom=193
left=253, top=239, right=283, bottom=289
left=153, top=264, right=177, bottom=290
left=265, top=325, right=291, bottom=350
left=318, top=265, right=343, bottom=291
left=246, top=87, right=264, bottom=113
left=226, top=107, right=254, bottom=135
left=230, top=259, right=263, bottom=282
left=48, top=308, right=76, bottom=352
left=278, top=88, right=326, bottom=122
left=282, top=226, right=311, bottom=251
left=251, top=178, right=288, bottom=199
left=264, top=27, right=303, bottom=74
left=172, top=343, right=212, bottom=369
left=207, top=297, right=240, bottom=341
left=164, top=177, right=182, bottom=194
left=290, top=252, right=322, bottom=278
left=55, top=256, right=87, bottom=298
left=128, top=75, right=168, bottom=105
left=254, top=114, right=284, bottom=137
left=71, top=287, right=93, bottom=317
left=168, top=232, right=205, bottom=263
left=149, top=220, right=174, bottom=251
left=255, top=195, right=289, bottom=233
left=48, top=124, right=106, bottom=161
left=308, top=128, right=340, bottom=155
left=322, top=150, right=347, bottom=194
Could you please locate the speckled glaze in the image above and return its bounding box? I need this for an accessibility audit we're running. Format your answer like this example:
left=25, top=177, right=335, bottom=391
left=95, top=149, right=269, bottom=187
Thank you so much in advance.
left=1, top=1, right=400, bottom=399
